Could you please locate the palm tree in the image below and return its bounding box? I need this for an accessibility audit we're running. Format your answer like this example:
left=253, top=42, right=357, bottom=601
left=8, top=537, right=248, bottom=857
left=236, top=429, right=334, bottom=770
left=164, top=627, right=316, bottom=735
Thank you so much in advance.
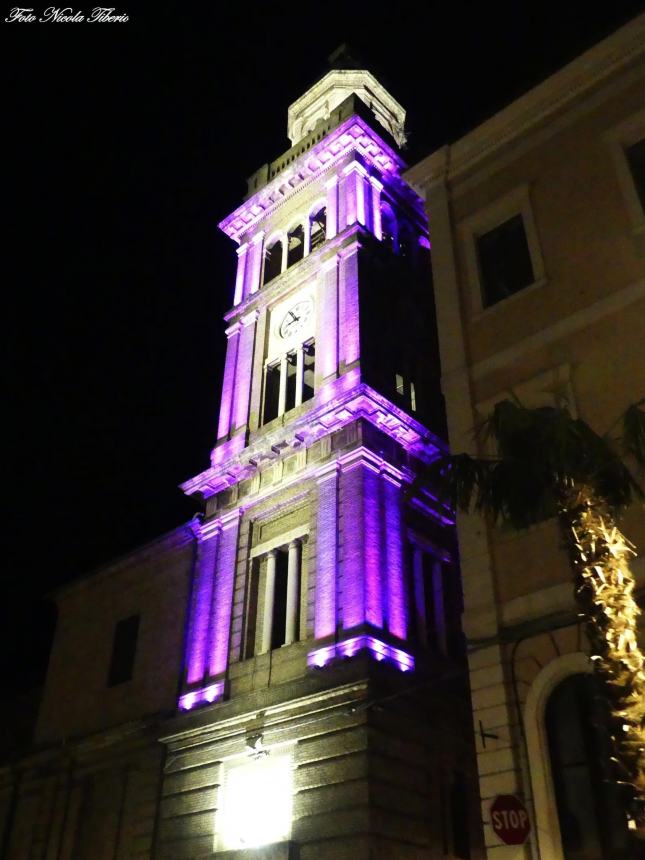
left=426, top=399, right=645, bottom=832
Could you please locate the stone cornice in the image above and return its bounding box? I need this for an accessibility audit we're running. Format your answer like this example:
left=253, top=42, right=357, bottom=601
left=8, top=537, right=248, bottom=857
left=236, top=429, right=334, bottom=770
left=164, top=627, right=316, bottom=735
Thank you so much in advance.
left=405, top=14, right=645, bottom=190
left=219, top=115, right=408, bottom=244
left=160, top=679, right=370, bottom=748
left=180, top=378, right=445, bottom=499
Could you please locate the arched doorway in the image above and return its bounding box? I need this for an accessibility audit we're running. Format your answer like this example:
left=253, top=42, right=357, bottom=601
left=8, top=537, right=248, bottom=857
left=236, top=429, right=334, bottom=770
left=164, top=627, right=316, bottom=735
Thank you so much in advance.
left=545, top=673, right=631, bottom=859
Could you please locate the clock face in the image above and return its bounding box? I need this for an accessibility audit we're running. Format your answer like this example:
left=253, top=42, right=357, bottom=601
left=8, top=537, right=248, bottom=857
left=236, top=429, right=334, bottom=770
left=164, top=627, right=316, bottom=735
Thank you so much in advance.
left=279, top=299, right=313, bottom=339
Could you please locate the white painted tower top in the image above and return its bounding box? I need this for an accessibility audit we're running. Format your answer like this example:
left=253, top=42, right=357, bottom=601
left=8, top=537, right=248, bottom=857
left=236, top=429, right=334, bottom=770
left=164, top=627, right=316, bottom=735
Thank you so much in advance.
left=287, top=69, right=407, bottom=148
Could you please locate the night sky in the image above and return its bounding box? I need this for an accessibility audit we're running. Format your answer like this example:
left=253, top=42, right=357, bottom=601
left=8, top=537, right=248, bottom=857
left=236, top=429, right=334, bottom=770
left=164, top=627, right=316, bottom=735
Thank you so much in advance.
left=5, top=2, right=644, bottom=691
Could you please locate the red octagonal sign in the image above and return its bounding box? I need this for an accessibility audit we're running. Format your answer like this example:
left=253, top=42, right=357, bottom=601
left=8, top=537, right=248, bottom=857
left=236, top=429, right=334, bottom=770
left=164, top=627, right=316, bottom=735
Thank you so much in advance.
left=490, top=795, right=531, bottom=845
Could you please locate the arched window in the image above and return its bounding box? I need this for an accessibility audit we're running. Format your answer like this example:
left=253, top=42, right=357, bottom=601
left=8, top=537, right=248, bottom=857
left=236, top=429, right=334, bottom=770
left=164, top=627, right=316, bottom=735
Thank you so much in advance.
left=263, top=239, right=283, bottom=286
left=309, top=206, right=326, bottom=252
left=287, top=224, right=304, bottom=268
left=381, top=200, right=398, bottom=251
left=545, top=674, right=631, bottom=859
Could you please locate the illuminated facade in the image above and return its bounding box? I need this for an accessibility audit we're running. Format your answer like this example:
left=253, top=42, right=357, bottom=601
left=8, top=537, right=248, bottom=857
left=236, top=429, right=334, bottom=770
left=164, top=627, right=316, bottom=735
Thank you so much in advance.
left=160, top=66, right=480, bottom=857
left=0, top=65, right=482, bottom=859
left=408, top=16, right=645, bottom=860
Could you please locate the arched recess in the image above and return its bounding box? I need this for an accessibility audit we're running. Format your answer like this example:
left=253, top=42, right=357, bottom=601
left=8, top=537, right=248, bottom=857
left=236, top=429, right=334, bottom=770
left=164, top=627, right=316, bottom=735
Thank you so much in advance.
left=524, top=651, right=592, bottom=860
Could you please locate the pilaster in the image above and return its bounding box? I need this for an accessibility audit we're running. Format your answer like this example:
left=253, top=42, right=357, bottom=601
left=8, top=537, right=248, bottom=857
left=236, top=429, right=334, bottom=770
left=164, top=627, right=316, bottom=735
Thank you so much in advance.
left=314, top=462, right=339, bottom=639
left=325, top=175, right=338, bottom=239
left=315, top=255, right=339, bottom=387
left=338, top=244, right=360, bottom=370
left=245, top=230, right=265, bottom=298
left=207, top=510, right=242, bottom=677
left=231, top=309, right=260, bottom=433
left=217, top=322, right=241, bottom=441
left=233, top=242, right=249, bottom=306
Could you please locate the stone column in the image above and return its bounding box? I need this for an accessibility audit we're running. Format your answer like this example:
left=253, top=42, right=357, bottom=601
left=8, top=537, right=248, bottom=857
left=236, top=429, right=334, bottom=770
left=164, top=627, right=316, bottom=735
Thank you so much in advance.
left=281, top=236, right=288, bottom=273
left=285, top=540, right=301, bottom=645
left=233, top=242, right=248, bottom=306
left=261, top=550, right=277, bottom=653
left=338, top=244, right=360, bottom=370
left=369, top=177, right=383, bottom=240
left=217, top=323, right=241, bottom=440
left=246, top=230, right=264, bottom=297
left=295, top=344, right=304, bottom=407
left=325, top=176, right=338, bottom=239
left=278, top=353, right=288, bottom=416
left=231, top=310, right=258, bottom=432
left=315, top=256, right=339, bottom=388
left=247, top=308, right=268, bottom=432
left=338, top=166, right=353, bottom=230
left=354, top=164, right=369, bottom=227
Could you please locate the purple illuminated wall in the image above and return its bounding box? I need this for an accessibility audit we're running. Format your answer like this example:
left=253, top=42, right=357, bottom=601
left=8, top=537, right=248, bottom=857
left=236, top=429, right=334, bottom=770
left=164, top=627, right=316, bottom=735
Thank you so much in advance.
left=315, top=467, right=338, bottom=638
left=207, top=515, right=240, bottom=677
left=337, top=456, right=408, bottom=640
left=232, top=316, right=256, bottom=431
left=315, top=258, right=339, bottom=385
left=382, top=474, right=407, bottom=639
left=363, top=465, right=383, bottom=628
left=185, top=531, right=219, bottom=684
left=339, top=247, right=360, bottom=367
left=217, top=326, right=240, bottom=440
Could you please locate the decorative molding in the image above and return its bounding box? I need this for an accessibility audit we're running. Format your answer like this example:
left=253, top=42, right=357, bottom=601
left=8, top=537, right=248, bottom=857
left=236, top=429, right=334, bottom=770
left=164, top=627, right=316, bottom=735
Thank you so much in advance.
left=471, top=279, right=645, bottom=380
left=183, top=378, right=444, bottom=499
left=218, top=116, right=411, bottom=244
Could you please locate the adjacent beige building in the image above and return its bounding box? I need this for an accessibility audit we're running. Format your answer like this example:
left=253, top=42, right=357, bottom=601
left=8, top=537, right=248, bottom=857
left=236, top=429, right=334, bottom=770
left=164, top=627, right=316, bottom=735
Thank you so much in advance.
left=407, top=14, right=645, bottom=860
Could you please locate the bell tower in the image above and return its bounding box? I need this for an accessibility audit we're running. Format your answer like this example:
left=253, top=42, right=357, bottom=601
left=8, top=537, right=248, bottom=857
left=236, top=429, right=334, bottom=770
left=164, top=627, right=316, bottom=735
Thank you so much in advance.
left=162, top=62, right=476, bottom=860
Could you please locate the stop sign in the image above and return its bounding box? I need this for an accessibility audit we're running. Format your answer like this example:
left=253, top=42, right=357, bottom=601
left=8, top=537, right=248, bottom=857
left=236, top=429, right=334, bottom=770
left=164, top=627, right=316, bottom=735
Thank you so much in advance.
left=490, top=795, right=531, bottom=845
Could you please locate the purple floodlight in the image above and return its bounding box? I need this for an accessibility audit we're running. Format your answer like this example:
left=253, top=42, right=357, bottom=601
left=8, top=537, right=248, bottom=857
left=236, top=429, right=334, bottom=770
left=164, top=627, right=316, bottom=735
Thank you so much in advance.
left=307, top=636, right=414, bottom=672
left=178, top=680, right=225, bottom=711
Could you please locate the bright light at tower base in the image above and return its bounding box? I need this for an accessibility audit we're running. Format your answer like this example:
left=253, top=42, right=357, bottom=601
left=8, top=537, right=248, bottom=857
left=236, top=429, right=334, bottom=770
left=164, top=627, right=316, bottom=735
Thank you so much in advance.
left=219, top=751, right=293, bottom=849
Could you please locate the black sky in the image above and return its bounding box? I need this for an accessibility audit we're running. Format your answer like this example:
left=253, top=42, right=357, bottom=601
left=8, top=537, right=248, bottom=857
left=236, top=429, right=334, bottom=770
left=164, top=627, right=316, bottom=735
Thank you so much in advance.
left=4, top=1, right=644, bottom=688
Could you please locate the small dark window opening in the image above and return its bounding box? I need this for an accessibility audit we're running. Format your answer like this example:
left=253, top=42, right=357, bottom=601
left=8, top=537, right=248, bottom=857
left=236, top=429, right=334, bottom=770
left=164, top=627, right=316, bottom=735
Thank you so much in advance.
left=244, top=560, right=260, bottom=659
left=302, top=339, right=315, bottom=403
left=394, top=372, right=417, bottom=413
left=263, top=240, right=283, bottom=286
left=381, top=201, right=398, bottom=251
left=450, top=773, right=472, bottom=859
left=271, top=549, right=289, bottom=650
left=477, top=214, right=534, bottom=307
left=107, top=614, right=140, bottom=687
left=285, top=350, right=298, bottom=412
left=626, top=138, right=645, bottom=211
left=287, top=224, right=304, bottom=267
left=262, top=362, right=281, bottom=424
left=309, top=207, right=326, bottom=251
